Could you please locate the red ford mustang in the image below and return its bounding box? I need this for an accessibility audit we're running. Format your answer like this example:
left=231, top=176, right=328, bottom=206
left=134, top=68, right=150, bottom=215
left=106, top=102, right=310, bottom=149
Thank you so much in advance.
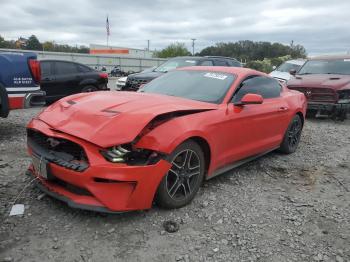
left=26, top=67, right=307, bottom=212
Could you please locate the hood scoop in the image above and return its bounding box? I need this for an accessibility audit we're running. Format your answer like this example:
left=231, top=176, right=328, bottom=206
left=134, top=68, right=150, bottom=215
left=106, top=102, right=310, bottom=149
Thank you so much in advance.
left=329, top=77, right=340, bottom=80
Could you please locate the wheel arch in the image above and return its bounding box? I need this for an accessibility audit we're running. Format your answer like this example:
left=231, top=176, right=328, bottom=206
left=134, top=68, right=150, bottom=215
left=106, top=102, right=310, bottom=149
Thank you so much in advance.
left=0, top=82, right=10, bottom=118
left=183, top=136, right=211, bottom=176
left=79, top=78, right=98, bottom=87
left=295, top=111, right=305, bottom=127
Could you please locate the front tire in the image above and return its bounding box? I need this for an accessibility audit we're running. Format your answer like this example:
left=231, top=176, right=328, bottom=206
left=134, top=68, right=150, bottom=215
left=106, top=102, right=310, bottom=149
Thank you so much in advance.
left=279, top=114, right=303, bottom=154
left=156, top=141, right=205, bottom=209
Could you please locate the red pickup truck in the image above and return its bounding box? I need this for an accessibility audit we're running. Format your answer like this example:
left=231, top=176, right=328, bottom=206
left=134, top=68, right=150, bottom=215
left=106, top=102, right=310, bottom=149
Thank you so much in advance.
left=287, top=55, right=350, bottom=120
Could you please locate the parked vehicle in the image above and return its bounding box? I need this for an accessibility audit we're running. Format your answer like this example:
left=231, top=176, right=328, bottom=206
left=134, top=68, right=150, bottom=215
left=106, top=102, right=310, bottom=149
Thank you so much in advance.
left=269, top=59, right=306, bottom=83
left=40, top=60, right=109, bottom=103
left=26, top=66, right=306, bottom=212
left=287, top=55, right=350, bottom=120
left=0, top=52, right=45, bottom=118
left=116, top=67, right=156, bottom=91
left=115, top=76, right=127, bottom=91
left=122, top=56, right=242, bottom=91
left=110, top=66, right=127, bottom=77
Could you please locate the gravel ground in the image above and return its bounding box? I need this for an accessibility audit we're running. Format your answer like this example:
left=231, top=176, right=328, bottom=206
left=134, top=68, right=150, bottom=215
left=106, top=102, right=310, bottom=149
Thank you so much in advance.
left=0, top=108, right=349, bottom=262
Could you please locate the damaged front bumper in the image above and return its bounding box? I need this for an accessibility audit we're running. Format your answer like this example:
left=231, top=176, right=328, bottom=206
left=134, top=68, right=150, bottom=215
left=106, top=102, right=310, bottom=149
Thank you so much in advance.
left=27, top=118, right=171, bottom=213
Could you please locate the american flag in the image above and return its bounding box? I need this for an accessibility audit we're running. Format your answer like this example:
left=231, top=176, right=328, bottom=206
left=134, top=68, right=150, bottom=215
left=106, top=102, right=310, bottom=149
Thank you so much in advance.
left=106, top=16, right=110, bottom=36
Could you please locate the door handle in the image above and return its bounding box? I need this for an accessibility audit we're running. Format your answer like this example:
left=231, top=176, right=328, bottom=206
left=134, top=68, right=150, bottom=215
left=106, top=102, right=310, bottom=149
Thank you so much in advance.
left=278, top=107, right=289, bottom=112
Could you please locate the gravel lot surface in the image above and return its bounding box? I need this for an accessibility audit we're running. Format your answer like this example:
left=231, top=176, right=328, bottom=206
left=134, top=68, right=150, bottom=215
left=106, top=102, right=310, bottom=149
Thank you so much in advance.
left=0, top=108, right=349, bottom=262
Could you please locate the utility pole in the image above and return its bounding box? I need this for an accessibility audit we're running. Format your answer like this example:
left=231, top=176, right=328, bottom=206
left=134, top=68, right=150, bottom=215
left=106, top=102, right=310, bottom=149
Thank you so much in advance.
left=191, top=38, right=196, bottom=56
left=147, top=40, right=150, bottom=51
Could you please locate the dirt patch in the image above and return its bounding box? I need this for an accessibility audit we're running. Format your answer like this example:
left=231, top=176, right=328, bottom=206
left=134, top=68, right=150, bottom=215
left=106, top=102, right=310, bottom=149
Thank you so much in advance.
left=0, top=110, right=349, bottom=262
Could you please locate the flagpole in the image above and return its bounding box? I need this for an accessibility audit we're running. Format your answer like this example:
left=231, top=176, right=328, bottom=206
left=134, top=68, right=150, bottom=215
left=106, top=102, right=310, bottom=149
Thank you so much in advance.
left=106, top=15, right=109, bottom=48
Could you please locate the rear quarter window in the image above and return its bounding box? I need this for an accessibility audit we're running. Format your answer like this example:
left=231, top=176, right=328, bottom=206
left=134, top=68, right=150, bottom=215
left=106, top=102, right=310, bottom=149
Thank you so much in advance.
left=55, top=62, right=79, bottom=75
left=233, top=76, right=281, bottom=102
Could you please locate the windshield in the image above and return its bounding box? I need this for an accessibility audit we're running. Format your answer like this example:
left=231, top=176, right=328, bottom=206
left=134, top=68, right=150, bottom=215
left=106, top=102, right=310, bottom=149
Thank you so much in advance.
left=140, top=70, right=235, bottom=104
left=154, top=58, right=199, bottom=72
left=277, top=62, right=302, bottom=72
left=298, top=59, right=350, bottom=75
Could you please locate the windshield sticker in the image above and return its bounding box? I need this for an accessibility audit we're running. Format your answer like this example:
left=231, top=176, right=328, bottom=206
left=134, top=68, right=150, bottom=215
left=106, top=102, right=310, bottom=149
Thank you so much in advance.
left=185, top=60, right=196, bottom=63
left=204, top=72, right=228, bottom=80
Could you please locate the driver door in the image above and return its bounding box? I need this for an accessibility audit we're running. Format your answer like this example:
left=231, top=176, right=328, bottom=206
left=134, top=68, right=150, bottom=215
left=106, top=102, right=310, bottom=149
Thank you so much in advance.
left=223, top=75, right=289, bottom=164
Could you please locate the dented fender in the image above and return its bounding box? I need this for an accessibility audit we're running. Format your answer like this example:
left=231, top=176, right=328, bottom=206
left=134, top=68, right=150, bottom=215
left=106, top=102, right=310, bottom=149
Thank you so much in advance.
left=135, top=114, right=213, bottom=154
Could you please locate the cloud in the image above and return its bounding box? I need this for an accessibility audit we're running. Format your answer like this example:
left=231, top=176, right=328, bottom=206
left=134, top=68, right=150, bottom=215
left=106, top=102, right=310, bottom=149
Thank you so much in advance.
left=0, top=0, right=349, bottom=55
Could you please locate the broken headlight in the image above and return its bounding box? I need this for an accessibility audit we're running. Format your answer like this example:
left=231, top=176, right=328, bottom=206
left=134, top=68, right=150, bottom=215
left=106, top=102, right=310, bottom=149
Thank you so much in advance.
left=100, top=144, right=164, bottom=166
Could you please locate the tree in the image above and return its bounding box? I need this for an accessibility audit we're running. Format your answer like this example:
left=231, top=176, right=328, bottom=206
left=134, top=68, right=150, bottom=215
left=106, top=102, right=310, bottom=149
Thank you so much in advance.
left=155, top=42, right=191, bottom=58
left=0, top=35, right=6, bottom=48
left=26, top=35, right=42, bottom=51
left=199, top=40, right=307, bottom=61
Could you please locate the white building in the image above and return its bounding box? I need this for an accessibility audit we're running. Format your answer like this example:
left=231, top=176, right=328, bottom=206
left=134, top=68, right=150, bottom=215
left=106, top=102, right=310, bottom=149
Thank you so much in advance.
left=89, top=44, right=154, bottom=58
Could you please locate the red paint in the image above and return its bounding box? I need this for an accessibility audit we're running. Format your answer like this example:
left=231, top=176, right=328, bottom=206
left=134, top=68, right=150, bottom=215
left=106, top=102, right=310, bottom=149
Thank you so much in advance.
left=9, top=96, right=25, bottom=109
left=28, top=59, right=41, bottom=84
left=27, top=67, right=307, bottom=212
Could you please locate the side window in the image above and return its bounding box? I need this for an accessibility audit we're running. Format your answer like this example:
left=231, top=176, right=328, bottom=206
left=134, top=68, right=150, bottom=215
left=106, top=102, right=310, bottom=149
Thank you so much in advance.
left=232, top=76, right=281, bottom=103
left=214, top=60, right=228, bottom=66
left=41, top=62, right=52, bottom=78
left=199, top=60, right=214, bottom=66
left=226, top=59, right=242, bottom=67
left=55, top=62, right=79, bottom=75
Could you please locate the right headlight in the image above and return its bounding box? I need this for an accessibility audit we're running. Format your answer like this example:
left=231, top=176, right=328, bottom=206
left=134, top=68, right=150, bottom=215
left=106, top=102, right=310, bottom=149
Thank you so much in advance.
left=338, top=90, right=350, bottom=104
left=100, top=144, right=164, bottom=166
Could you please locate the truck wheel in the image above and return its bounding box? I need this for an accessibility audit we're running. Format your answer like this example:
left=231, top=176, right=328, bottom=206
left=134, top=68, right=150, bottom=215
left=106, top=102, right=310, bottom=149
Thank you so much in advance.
left=0, top=83, right=10, bottom=118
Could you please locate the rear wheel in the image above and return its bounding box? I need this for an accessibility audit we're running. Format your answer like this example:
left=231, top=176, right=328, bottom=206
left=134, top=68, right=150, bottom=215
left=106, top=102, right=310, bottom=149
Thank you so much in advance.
left=0, top=83, right=10, bottom=118
left=81, top=85, right=98, bottom=92
left=156, top=141, right=205, bottom=209
left=279, top=115, right=303, bottom=154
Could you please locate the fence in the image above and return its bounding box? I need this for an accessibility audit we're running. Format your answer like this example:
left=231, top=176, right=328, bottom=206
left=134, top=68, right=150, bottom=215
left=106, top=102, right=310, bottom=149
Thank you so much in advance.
left=0, top=48, right=166, bottom=72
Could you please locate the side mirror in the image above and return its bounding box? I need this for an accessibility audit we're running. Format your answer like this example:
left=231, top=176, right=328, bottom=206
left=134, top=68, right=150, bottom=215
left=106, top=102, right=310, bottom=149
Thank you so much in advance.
left=289, top=69, right=297, bottom=76
left=235, top=93, right=263, bottom=106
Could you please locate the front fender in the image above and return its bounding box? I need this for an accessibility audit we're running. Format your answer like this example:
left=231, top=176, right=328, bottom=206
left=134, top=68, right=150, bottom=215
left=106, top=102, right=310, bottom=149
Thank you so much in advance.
left=135, top=116, right=212, bottom=154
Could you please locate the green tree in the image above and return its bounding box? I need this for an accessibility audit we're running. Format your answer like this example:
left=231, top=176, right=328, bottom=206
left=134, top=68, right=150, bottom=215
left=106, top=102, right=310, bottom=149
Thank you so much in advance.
left=199, top=40, right=307, bottom=61
left=155, top=42, right=191, bottom=58
left=0, top=35, right=6, bottom=48
left=26, top=35, right=42, bottom=51
left=42, top=41, right=54, bottom=51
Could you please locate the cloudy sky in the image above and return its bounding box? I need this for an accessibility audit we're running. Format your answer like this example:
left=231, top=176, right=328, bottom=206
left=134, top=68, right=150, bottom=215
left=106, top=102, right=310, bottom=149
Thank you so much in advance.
left=0, top=0, right=349, bottom=55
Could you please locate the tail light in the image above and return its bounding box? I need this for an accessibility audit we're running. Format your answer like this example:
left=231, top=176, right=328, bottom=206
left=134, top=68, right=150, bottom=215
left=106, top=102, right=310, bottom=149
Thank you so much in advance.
left=28, top=59, right=41, bottom=84
left=99, top=73, right=108, bottom=79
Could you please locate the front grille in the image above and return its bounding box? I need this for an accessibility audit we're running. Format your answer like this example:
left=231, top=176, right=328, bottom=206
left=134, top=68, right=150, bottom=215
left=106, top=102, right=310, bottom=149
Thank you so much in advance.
left=288, top=86, right=337, bottom=103
left=124, top=78, right=150, bottom=90
left=27, top=129, right=89, bottom=172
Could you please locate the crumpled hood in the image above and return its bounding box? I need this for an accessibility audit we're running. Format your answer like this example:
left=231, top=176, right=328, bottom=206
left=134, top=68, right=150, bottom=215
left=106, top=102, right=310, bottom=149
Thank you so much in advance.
left=38, top=91, right=217, bottom=148
left=287, top=74, right=350, bottom=90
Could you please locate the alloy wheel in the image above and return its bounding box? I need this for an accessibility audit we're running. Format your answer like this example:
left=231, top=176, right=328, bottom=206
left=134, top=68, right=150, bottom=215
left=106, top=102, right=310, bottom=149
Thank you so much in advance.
left=288, top=117, right=302, bottom=149
left=166, top=149, right=201, bottom=201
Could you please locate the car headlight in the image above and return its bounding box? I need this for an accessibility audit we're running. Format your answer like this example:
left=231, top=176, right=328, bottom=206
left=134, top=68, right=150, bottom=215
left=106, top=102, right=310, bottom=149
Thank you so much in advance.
left=100, top=144, right=164, bottom=165
left=338, top=90, right=350, bottom=104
